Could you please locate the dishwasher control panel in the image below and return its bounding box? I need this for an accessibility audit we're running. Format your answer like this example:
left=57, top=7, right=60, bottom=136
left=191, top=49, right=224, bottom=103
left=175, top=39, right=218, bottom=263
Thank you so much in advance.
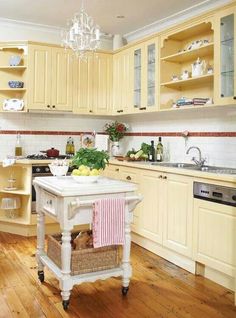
left=193, top=182, right=236, bottom=207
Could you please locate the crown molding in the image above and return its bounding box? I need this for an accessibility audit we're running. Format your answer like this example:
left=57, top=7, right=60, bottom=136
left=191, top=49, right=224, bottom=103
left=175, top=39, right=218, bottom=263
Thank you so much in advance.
left=124, top=0, right=233, bottom=43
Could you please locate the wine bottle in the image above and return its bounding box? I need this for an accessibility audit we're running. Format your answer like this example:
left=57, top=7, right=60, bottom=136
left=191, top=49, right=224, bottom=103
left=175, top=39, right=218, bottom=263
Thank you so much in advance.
left=148, top=140, right=155, bottom=162
left=156, top=137, right=163, bottom=162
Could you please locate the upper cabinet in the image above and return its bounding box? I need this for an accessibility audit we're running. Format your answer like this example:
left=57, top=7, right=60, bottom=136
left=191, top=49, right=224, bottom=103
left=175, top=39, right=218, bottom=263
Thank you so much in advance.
left=214, top=7, right=236, bottom=105
left=131, top=38, right=159, bottom=113
left=28, top=44, right=73, bottom=112
left=0, top=42, right=28, bottom=112
left=73, top=52, right=113, bottom=115
left=160, top=19, right=214, bottom=110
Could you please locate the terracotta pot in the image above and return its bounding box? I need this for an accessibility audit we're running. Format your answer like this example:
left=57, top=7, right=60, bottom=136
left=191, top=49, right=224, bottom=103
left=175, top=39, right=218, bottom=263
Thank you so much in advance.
left=41, top=148, right=60, bottom=157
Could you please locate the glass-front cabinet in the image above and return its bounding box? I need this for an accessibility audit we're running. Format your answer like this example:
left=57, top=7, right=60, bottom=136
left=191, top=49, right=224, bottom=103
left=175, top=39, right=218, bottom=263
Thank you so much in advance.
left=215, top=7, right=236, bottom=105
left=131, top=37, right=159, bottom=112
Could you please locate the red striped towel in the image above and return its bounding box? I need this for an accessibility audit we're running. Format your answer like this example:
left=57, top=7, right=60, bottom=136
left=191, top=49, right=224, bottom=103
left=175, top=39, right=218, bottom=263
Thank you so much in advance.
left=92, top=198, right=125, bottom=248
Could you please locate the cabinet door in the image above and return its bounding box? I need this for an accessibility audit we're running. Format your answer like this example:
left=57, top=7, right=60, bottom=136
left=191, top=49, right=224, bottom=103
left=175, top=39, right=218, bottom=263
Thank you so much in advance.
left=113, top=50, right=132, bottom=114
left=28, top=45, right=52, bottom=110
left=73, top=55, right=94, bottom=114
left=102, top=165, right=120, bottom=179
left=51, top=48, right=73, bottom=111
left=132, top=44, right=145, bottom=110
left=215, top=7, right=236, bottom=105
left=138, top=170, right=163, bottom=244
left=93, top=53, right=113, bottom=115
left=143, top=38, right=159, bottom=111
left=163, top=174, right=193, bottom=257
left=193, top=198, right=236, bottom=277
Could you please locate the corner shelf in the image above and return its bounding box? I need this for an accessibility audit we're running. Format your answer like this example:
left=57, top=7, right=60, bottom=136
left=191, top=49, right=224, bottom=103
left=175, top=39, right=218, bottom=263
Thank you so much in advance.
left=160, top=73, right=214, bottom=89
left=0, top=189, right=30, bottom=195
left=161, top=43, right=214, bottom=63
left=0, top=66, right=27, bottom=70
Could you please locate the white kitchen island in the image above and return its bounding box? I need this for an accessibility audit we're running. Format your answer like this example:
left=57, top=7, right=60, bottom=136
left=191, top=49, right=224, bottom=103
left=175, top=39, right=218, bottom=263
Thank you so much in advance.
left=33, top=176, right=141, bottom=310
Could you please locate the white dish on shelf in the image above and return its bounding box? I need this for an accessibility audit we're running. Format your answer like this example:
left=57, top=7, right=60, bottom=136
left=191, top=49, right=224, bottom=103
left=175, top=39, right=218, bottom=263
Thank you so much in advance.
left=72, top=175, right=100, bottom=183
left=9, top=55, right=21, bottom=66
left=3, top=99, right=24, bottom=111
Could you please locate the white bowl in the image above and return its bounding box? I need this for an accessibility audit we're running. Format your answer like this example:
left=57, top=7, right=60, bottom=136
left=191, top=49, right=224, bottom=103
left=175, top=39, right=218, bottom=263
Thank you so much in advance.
left=49, top=164, right=69, bottom=176
left=72, top=175, right=100, bottom=183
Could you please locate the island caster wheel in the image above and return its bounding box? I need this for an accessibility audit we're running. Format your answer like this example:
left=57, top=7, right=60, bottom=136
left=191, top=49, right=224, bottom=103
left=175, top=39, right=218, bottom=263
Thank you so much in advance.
left=122, top=286, right=129, bottom=296
left=38, top=270, right=44, bottom=283
left=62, top=300, right=70, bottom=310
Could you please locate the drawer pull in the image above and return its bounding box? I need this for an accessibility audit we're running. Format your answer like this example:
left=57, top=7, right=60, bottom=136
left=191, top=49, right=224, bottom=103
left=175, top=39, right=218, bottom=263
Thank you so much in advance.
left=163, top=176, right=167, bottom=180
left=158, top=175, right=163, bottom=179
left=46, top=199, right=52, bottom=205
left=115, top=168, right=119, bottom=172
left=126, top=176, right=132, bottom=181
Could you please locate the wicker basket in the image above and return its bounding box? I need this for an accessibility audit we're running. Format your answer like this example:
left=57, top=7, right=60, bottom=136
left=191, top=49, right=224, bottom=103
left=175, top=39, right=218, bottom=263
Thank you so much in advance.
left=47, top=232, right=120, bottom=275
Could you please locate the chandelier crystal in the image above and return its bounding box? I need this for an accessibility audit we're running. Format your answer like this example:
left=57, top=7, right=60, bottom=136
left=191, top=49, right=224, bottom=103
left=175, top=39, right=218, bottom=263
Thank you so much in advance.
left=61, top=1, right=100, bottom=58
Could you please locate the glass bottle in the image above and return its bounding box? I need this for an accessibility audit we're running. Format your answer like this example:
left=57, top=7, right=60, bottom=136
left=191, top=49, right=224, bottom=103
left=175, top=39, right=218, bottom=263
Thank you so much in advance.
left=15, top=133, right=23, bottom=156
left=148, top=140, right=155, bottom=162
left=156, top=137, right=163, bottom=162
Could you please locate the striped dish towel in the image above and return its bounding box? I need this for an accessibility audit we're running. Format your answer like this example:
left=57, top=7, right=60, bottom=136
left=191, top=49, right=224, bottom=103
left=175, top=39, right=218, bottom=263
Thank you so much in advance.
left=92, top=197, right=125, bottom=248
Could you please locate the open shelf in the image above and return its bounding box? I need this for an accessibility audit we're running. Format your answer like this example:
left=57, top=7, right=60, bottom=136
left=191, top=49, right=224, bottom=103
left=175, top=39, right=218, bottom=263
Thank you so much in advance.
left=0, top=189, right=30, bottom=195
left=0, top=88, right=26, bottom=91
left=161, top=43, right=214, bottom=63
left=159, top=103, right=215, bottom=112
left=0, top=216, right=30, bottom=225
left=0, top=66, right=27, bottom=70
left=160, top=73, right=214, bottom=89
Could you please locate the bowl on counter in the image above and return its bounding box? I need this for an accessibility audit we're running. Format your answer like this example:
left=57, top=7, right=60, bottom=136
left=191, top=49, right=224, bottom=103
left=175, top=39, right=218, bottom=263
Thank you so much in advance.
left=8, top=81, right=24, bottom=88
left=48, top=164, right=69, bottom=177
left=72, top=175, right=100, bottom=183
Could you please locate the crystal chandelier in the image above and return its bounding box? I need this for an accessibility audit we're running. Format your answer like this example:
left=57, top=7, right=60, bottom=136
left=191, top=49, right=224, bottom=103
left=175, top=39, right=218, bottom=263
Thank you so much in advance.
left=61, top=1, right=100, bottom=58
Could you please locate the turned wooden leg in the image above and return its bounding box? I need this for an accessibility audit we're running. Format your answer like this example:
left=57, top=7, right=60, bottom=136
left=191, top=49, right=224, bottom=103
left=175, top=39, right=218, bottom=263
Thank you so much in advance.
left=60, top=230, right=72, bottom=309
left=36, top=211, right=45, bottom=282
left=121, top=207, right=132, bottom=295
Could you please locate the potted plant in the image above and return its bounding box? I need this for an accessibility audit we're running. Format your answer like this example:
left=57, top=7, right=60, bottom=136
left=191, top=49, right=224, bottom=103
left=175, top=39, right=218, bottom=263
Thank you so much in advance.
left=104, top=121, right=128, bottom=156
left=71, top=148, right=109, bottom=183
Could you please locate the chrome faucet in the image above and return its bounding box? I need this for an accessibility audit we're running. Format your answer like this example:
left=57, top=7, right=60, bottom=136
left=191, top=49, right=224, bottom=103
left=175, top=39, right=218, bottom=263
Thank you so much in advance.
left=186, top=146, right=206, bottom=167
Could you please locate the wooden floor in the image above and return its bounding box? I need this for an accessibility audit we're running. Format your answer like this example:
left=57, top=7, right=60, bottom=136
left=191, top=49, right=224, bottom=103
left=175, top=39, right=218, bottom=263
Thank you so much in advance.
left=0, top=232, right=235, bottom=318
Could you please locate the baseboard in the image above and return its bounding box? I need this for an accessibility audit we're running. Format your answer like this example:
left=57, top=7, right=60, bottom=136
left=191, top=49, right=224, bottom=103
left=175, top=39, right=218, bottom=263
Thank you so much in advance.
left=131, top=232, right=196, bottom=274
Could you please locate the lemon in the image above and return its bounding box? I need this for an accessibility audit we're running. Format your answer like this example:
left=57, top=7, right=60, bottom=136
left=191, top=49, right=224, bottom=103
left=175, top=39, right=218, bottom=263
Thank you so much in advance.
left=90, top=169, right=100, bottom=176
left=79, top=165, right=87, bottom=171
left=81, top=169, right=90, bottom=176
left=72, top=169, right=80, bottom=176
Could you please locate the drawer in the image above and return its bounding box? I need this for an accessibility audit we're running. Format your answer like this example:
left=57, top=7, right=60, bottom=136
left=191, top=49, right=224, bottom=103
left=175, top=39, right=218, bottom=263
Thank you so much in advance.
left=41, top=190, right=58, bottom=216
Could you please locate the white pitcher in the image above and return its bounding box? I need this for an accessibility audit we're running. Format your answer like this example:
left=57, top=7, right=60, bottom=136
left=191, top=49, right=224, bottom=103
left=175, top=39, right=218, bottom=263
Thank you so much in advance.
left=191, top=58, right=206, bottom=77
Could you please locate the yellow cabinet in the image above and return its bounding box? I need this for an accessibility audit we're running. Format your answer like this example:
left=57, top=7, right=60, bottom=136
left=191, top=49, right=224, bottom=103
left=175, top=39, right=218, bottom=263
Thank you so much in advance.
left=113, top=49, right=132, bottom=114
left=28, top=45, right=73, bottom=111
left=102, top=165, right=121, bottom=179
left=163, top=173, right=193, bottom=257
left=131, top=38, right=159, bottom=113
left=193, top=193, right=236, bottom=277
left=138, top=169, right=163, bottom=244
left=214, top=6, right=236, bottom=105
left=73, top=52, right=113, bottom=115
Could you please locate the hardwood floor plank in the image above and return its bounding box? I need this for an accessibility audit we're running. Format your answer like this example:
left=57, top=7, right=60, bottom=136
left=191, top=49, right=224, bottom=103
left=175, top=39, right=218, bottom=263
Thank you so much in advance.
left=0, top=232, right=235, bottom=318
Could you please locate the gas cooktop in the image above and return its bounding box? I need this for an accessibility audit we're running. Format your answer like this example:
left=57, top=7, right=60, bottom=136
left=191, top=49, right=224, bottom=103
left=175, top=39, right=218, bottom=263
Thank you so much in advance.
left=26, top=154, right=72, bottom=160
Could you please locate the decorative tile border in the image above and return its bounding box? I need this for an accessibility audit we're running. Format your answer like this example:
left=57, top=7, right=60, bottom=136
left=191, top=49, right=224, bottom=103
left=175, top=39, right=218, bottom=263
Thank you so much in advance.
left=0, top=130, right=236, bottom=137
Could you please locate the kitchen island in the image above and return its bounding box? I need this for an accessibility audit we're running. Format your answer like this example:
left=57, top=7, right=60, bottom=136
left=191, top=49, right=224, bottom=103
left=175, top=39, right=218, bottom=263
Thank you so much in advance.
left=33, top=175, right=141, bottom=309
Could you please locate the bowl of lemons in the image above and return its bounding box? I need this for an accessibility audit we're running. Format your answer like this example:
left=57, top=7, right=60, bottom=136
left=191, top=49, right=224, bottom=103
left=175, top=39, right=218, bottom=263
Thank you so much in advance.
left=72, top=165, right=100, bottom=183
left=70, top=148, right=109, bottom=184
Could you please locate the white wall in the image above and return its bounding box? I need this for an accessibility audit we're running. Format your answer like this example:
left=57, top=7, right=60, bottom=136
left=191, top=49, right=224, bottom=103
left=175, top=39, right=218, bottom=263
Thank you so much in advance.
left=0, top=113, right=109, bottom=159
left=121, top=107, right=236, bottom=168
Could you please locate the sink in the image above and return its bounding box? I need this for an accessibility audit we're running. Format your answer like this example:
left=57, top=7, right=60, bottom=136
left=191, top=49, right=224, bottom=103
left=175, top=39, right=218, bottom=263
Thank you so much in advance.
left=151, top=162, right=196, bottom=168
left=151, top=162, right=236, bottom=174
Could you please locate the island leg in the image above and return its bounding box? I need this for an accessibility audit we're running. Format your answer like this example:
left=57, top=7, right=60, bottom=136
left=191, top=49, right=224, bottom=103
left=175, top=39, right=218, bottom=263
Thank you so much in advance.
left=121, top=207, right=132, bottom=296
left=36, top=211, right=45, bottom=283
left=60, top=230, right=73, bottom=310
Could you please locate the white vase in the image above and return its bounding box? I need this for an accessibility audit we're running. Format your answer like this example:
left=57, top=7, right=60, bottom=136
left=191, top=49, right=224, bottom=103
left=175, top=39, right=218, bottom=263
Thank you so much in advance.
left=111, top=141, right=121, bottom=156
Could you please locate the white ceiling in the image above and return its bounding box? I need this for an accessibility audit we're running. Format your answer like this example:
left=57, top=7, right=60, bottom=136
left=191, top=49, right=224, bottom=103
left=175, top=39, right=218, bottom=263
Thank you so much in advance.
left=0, top=0, right=211, bottom=35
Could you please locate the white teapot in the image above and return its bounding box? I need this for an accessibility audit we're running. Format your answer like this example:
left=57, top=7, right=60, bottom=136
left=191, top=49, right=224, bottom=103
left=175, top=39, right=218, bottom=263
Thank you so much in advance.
left=191, top=58, right=206, bottom=77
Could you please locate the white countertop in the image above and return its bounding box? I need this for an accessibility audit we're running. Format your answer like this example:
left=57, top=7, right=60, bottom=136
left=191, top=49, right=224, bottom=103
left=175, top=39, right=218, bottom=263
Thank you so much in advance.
left=33, top=176, right=137, bottom=196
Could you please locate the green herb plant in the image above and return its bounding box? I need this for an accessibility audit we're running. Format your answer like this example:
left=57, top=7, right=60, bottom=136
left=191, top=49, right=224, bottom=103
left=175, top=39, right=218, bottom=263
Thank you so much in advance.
left=71, top=148, right=109, bottom=170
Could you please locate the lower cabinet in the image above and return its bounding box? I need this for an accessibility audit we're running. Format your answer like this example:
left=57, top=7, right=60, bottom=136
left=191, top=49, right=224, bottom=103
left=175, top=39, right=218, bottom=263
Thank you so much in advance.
left=193, top=194, right=236, bottom=277
left=163, top=173, right=193, bottom=258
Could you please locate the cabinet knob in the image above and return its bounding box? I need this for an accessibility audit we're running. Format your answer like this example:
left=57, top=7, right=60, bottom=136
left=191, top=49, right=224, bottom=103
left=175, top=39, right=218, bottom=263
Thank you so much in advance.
left=52, top=105, right=56, bottom=109
left=119, top=110, right=124, bottom=113
left=126, top=176, right=132, bottom=181
left=233, top=97, right=236, bottom=100
left=163, top=176, right=167, bottom=180
left=47, top=105, right=50, bottom=108
left=139, top=107, right=146, bottom=110
left=89, top=110, right=93, bottom=113
left=220, top=94, right=224, bottom=97
left=115, top=168, right=119, bottom=172
left=158, top=175, right=163, bottom=179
